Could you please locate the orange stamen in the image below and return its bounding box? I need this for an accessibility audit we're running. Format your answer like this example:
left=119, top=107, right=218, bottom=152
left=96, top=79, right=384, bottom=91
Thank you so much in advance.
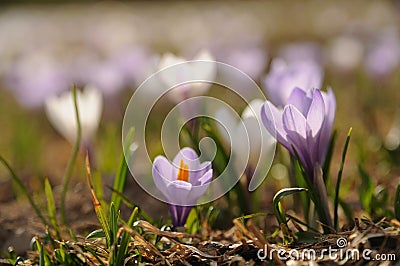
left=176, top=159, right=189, bottom=182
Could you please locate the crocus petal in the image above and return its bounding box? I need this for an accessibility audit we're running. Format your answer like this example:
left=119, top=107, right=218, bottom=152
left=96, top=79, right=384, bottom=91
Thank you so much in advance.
left=172, top=147, right=201, bottom=178
left=189, top=161, right=212, bottom=186
left=199, top=161, right=212, bottom=179
left=171, top=147, right=212, bottom=190
left=166, top=180, right=192, bottom=205
left=45, top=86, right=103, bottom=144
left=306, top=89, right=325, bottom=137
left=186, top=169, right=213, bottom=204
left=153, top=156, right=174, bottom=182
left=283, top=105, right=314, bottom=173
left=286, top=87, right=312, bottom=115
left=197, top=168, right=213, bottom=186
left=325, top=88, right=336, bottom=131
left=261, top=101, right=289, bottom=149
left=319, top=87, right=336, bottom=162
left=283, top=105, right=308, bottom=140
left=286, top=129, right=314, bottom=177
left=169, top=205, right=192, bottom=227
left=152, top=156, right=174, bottom=197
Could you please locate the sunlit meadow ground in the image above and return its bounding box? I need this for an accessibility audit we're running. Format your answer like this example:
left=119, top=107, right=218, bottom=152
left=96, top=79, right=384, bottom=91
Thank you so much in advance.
left=0, top=1, right=399, bottom=263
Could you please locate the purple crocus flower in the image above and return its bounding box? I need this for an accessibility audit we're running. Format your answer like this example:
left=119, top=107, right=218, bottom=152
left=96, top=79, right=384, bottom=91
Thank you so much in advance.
left=263, top=58, right=323, bottom=107
left=152, top=147, right=212, bottom=227
left=261, top=88, right=336, bottom=179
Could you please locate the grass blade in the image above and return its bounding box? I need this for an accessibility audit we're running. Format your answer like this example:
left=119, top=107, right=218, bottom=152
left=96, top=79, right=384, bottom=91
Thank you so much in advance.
left=273, top=187, right=307, bottom=225
left=0, top=156, right=48, bottom=226
left=61, top=86, right=82, bottom=225
left=109, top=202, right=119, bottom=246
left=109, top=202, right=119, bottom=265
left=86, top=154, right=110, bottom=247
left=36, top=240, right=52, bottom=266
left=358, top=165, right=374, bottom=214
left=322, top=130, right=337, bottom=182
left=116, top=207, right=139, bottom=265
left=334, top=127, right=352, bottom=230
left=45, top=178, right=60, bottom=238
left=86, top=229, right=106, bottom=240
left=111, top=127, right=135, bottom=211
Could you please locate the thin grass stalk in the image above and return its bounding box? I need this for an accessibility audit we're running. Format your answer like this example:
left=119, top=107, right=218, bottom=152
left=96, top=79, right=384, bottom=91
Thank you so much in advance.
left=61, top=86, right=82, bottom=225
left=334, top=127, right=352, bottom=230
left=111, top=127, right=134, bottom=211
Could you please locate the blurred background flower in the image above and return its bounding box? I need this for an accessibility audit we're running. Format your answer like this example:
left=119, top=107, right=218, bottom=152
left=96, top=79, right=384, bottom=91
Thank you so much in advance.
left=44, top=86, right=103, bottom=145
left=216, top=99, right=275, bottom=190
left=263, top=58, right=323, bottom=107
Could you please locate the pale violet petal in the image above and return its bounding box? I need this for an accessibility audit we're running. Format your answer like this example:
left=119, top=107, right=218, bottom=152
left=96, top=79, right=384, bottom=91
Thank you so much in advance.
left=286, top=87, right=311, bottom=115
left=283, top=105, right=307, bottom=139
left=261, top=101, right=289, bottom=149
left=306, top=89, right=325, bottom=137
left=166, top=180, right=192, bottom=205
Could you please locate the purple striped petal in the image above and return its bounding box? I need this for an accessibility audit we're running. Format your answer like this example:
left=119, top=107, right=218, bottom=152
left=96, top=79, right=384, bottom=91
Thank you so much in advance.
left=169, top=205, right=193, bottom=227
left=306, top=89, right=325, bottom=137
left=283, top=105, right=308, bottom=139
left=261, top=101, right=290, bottom=150
left=286, top=87, right=312, bottom=115
left=166, top=180, right=192, bottom=205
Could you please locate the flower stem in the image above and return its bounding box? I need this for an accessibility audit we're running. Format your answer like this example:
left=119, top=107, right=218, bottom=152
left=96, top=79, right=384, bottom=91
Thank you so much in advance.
left=60, top=87, right=82, bottom=225
left=292, top=146, right=333, bottom=233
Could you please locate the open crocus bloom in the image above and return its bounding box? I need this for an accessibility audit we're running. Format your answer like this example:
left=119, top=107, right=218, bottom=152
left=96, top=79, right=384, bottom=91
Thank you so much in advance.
left=263, top=58, right=323, bottom=107
left=152, top=147, right=212, bottom=227
left=45, top=86, right=103, bottom=144
left=261, top=88, right=336, bottom=179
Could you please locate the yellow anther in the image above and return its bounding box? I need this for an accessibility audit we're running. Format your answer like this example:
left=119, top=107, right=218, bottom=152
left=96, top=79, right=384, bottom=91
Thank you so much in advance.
left=177, top=159, right=189, bottom=182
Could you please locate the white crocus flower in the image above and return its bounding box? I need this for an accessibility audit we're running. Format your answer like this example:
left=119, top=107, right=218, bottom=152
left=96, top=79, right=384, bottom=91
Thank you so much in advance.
left=45, top=86, right=103, bottom=144
left=216, top=99, right=276, bottom=191
left=158, top=50, right=216, bottom=103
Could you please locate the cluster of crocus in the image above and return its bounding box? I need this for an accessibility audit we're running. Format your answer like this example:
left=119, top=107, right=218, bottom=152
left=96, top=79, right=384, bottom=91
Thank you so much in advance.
left=152, top=147, right=212, bottom=227
left=261, top=87, right=336, bottom=180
